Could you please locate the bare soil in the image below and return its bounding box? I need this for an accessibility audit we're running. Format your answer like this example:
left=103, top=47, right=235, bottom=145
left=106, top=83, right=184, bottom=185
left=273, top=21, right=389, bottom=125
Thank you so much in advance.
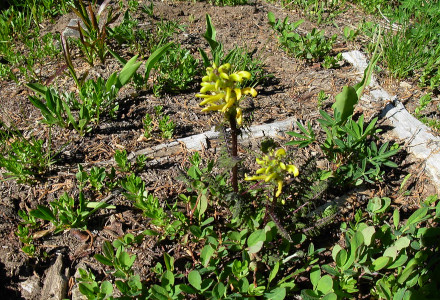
left=0, top=0, right=438, bottom=298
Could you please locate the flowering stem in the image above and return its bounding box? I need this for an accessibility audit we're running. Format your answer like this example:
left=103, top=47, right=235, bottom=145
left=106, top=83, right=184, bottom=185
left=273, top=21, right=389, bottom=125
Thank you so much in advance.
left=229, top=114, right=238, bottom=193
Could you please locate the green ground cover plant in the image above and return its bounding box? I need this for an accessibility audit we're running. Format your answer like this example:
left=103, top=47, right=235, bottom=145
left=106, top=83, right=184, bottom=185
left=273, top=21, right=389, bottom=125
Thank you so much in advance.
left=0, top=125, right=56, bottom=182
left=2, top=1, right=440, bottom=299
left=268, top=12, right=337, bottom=63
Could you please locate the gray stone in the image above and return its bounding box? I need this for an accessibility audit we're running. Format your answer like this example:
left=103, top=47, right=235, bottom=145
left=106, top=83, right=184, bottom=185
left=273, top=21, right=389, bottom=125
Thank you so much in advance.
left=41, top=254, right=69, bottom=300
left=20, top=275, right=41, bottom=299
left=62, top=19, right=84, bottom=39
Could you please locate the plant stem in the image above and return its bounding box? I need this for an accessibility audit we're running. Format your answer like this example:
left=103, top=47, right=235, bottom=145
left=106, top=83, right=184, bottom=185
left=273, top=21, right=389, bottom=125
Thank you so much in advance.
left=229, top=115, right=238, bottom=193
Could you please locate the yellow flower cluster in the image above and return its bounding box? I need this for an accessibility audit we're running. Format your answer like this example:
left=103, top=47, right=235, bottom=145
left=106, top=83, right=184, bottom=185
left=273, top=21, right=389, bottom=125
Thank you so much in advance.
left=245, top=148, right=299, bottom=198
left=196, top=63, right=257, bottom=126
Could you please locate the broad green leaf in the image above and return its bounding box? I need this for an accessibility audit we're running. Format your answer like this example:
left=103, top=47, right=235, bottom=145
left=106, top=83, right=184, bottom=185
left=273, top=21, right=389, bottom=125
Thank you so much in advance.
left=268, top=261, right=280, bottom=284
left=361, top=226, right=375, bottom=246
left=336, top=249, right=348, bottom=267
left=27, top=82, right=48, bottom=95
left=404, top=207, right=429, bottom=230
left=333, top=86, right=358, bottom=122
left=30, top=205, right=55, bottom=221
left=317, top=275, right=333, bottom=294
left=161, top=270, right=174, bottom=289
left=310, top=266, right=321, bottom=289
left=331, top=244, right=342, bottom=261
left=393, top=209, right=400, bottom=229
left=247, top=229, right=266, bottom=254
left=164, top=252, right=174, bottom=272
left=372, top=256, right=391, bottom=271
left=117, top=55, right=141, bottom=88
left=200, top=244, right=215, bottom=267
left=394, top=236, right=411, bottom=251
left=387, top=254, right=408, bottom=269
left=100, top=280, right=113, bottom=295
left=322, top=293, right=338, bottom=300
left=212, top=282, right=226, bottom=299
left=263, top=287, right=286, bottom=300
left=94, top=254, right=113, bottom=266
left=145, top=42, right=173, bottom=81
left=188, top=270, right=202, bottom=290
left=342, top=231, right=363, bottom=271
left=197, top=194, right=208, bottom=217
left=151, top=284, right=169, bottom=300
left=383, top=246, right=398, bottom=260
left=300, top=289, right=320, bottom=300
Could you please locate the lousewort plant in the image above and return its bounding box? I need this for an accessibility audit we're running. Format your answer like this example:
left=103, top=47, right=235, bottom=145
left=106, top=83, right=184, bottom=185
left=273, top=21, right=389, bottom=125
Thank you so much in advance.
left=196, top=62, right=257, bottom=192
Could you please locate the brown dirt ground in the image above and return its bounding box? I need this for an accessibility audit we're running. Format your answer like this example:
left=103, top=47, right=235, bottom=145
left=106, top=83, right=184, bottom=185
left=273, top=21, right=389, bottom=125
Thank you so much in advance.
left=0, top=0, right=438, bottom=298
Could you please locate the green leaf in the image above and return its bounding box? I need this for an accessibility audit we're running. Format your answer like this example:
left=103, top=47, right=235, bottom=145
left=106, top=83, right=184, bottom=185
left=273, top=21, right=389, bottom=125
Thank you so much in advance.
left=247, top=229, right=266, bottom=254
left=151, top=284, right=170, bottom=300
left=268, top=261, right=280, bottom=284
left=393, top=209, right=400, bottom=229
left=94, top=254, right=114, bottom=266
left=27, top=82, right=48, bottom=95
left=317, top=275, right=333, bottom=294
left=164, top=252, right=174, bottom=272
left=30, top=205, right=56, bottom=221
left=361, top=226, right=375, bottom=246
left=336, top=248, right=348, bottom=268
left=372, top=256, right=391, bottom=271
left=100, top=280, right=113, bottom=295
left=383, top=246, right=398, bottom=260
left=200, top=244, right=215, bottom=267
left=161, top=270, right=175, bottom=289
left=145, top=42, right=173, bottom=81
left=333, top=86, right=358, bottom=122
left=301, top=289, right=320, bottom=300
left=117, top=55, right=141, bottom=89
left=310, top=266, right=321, bottom=290
left=188, top=270, right=202, bottom=290
left=264, top=287, right=286, bottom=299
left=322, top=293, right=338, bottom=300
left=394, top=236, right=410, bottom=251
left=404, top=207, right=429, bottom=230
left=197, top=194, right=208, bottom=217
left=387, top=254, right=408, bottom=269
left=212, top=282, right=226, bottom=299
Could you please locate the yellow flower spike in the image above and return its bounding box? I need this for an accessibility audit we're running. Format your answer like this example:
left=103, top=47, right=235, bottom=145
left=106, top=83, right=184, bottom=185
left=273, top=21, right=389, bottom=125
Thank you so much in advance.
left=202, top=75, right=210, bottom=82
left=242, top=87, right=258, bottom=97
left=237, top=71, right=251, bottom=79
left=265, top=172, right=277, bottom=182
left=202, top=104, right=225, bottom=112
left=279, top=162, right=286, bottom=170
left=200, top=85, right=216, bottom=94
left=215, top=79, right=221, bottom=90
left=256, top=158, right=264, bottom=164
left=199, top=93, right=225, bottom=106
left=220, top=72, right=229, bottom=80
left=196, top=93, right=210, bottom=99
left=218, top=63, right=230, bottom=72
left=229, top=73, right=242, bottom=82
left=276, top=180, right=283, bottom=197
left=221, top=88, right=234, bottom=112
left=265, top=165, right=273, bottom=174
left=256, top=167, right=266, bottom=174
left=234, top=88, right=242, bottom=101
left=286, top=164, right=299, bottom=177
left=275, top=148, right=286, bottom=157
left=245, top=174, right=265, bottom=181
left=208, top=72, right=217, bottom=82
left=236, top=107, right=243, bottom=125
